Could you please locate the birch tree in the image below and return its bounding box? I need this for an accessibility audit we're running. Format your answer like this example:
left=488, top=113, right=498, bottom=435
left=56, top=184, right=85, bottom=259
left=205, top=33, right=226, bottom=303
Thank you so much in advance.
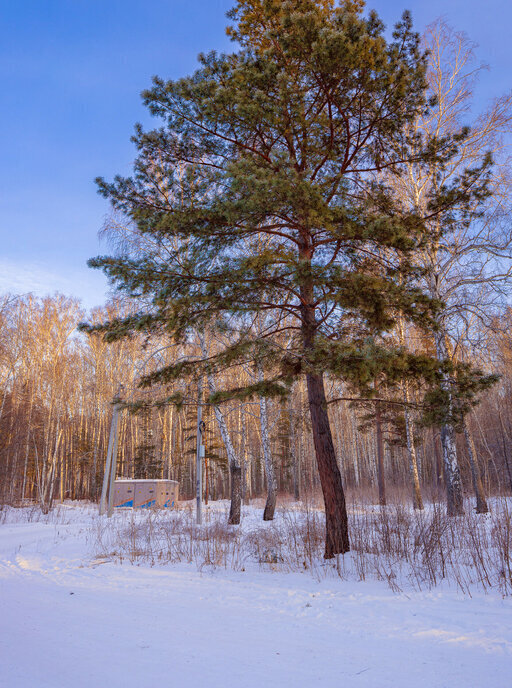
left=389, top=20, right=512, bottom=514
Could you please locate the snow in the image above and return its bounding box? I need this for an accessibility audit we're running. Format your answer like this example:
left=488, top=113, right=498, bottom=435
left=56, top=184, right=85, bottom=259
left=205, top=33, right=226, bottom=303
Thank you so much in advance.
left=1, top=503, right=511, bottom=688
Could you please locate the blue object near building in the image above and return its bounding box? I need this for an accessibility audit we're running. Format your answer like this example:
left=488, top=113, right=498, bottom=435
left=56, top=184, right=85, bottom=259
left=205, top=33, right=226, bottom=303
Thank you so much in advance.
left=113, top=479, right=179, bottom=509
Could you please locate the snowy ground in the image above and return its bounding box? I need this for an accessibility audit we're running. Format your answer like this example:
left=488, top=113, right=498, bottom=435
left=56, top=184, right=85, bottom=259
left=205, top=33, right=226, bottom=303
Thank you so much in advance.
left=1, top=503, right=511, bottom=688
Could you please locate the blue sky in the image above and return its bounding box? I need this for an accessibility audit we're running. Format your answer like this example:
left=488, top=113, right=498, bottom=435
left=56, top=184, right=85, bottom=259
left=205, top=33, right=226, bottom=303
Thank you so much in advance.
left=1, top=0, right=509, bottom=310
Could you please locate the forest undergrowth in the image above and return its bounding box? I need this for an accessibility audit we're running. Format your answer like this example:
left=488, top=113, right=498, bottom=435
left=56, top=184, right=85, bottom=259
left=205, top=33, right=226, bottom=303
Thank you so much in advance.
left=2, top=493, right=510, bottom=595
left=86, top=493, right=512, bottom=596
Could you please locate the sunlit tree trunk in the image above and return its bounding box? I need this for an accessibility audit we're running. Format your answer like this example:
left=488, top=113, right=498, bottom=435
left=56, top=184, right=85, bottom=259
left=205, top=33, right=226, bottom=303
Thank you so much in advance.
left=374, top=398, right=386, bottom=507
left=403, top=381, right=424, bottom=510
left=435, top=331, right=464, bottom=515
left=256, top=362, right=277, bottom=520
left=198, top=332, right=242, bottom=524
left=463, top=420, right=488, bottom=513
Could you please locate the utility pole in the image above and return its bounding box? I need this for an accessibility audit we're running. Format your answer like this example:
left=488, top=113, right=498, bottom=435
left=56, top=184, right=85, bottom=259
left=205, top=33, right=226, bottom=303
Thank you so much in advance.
left=99, top=388, right=122, bottom=516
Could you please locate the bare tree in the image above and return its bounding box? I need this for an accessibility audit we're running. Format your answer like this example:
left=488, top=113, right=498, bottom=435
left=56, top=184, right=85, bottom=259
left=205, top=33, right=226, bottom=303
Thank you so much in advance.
left=389, top=19, right=512, bottom=514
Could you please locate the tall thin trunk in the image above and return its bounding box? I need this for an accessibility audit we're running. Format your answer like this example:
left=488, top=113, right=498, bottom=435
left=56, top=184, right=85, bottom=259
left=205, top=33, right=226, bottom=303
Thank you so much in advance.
left=21, top=391, right=34, bottom=502
left=198, top=332, right=241, bottom=524
left=498, top=411, right=512, bottom=493
left=214, top=405, right=242, bottom=524
left=463, top=420, right=488, bottom=513
left=433, top=431, right=444, bottom=490
left=440, top=423, right=464, bottom=515
left=21, top=440, right=30, bottom=502
left=289, top=396, right=300, bottom=501
left=204, top=437, right=209, bottom=506
left=402, top=381, right=424, bottom=510
left=375, top=398, right=386, bottom=506
left=397, top=315, right=423, bottom=509
left=351, top=414, right=361, bottom=487
left=257, top=363, right=277, bottom=520
left=59, top=440, right=65, bottom=503
left=229, top=466, right=242, bottom=525
left=240, top=404, right=250, bottom=505
left=39, top=426, right=62, bottom=514
left=434, top=330, right=464, bottom=515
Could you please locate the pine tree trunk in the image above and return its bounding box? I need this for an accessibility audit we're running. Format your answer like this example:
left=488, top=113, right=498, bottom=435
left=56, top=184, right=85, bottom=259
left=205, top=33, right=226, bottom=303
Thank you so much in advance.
left=299, top=237, right=349, bottom=557
left=463, top=421, right=488, bottom=514
left=306, top=372, right=350, bottom=558
left=375, top=399, right=386, bottom=506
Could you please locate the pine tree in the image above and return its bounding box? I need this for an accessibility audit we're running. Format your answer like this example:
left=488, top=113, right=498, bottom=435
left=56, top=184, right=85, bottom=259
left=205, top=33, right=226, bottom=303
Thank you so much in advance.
left=84, top=1, right=437, bottom=557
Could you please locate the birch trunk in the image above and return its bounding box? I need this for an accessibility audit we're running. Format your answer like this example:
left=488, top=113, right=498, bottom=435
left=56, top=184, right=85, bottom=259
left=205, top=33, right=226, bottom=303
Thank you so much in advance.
left=198, top=332, right=242, bottom=524
left=240, top=405, right=251, bottom=505
left=402, top=381, right=424, bottom=510
left=435, top=330, right=464, bottom=515
left=397, top=315, right=423, bottom=509
left=256, top=363, right=277, bottom=520
left=39, top=427, right=62, bottom=514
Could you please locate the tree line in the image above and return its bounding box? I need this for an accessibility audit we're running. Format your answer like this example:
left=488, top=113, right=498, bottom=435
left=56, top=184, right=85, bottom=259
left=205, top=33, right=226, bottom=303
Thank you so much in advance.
left=1, top=292, right=512, bottom=511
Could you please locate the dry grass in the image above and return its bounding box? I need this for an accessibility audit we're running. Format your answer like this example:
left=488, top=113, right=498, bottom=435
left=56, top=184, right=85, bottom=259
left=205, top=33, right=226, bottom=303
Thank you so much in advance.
left=0, top=500, right=97, bottom=525
left=91, top=496, right=512, bottom=595
left=3, top=494, right=509, bottom=594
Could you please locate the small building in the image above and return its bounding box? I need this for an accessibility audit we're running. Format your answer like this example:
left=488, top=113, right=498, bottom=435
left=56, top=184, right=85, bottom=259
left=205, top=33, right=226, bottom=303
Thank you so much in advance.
left=113, top=479, right=179, bottom=509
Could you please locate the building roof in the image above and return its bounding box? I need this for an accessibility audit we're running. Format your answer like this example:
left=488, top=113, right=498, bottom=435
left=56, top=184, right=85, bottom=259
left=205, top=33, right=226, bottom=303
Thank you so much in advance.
left=114, top=478, right=178, bottom=483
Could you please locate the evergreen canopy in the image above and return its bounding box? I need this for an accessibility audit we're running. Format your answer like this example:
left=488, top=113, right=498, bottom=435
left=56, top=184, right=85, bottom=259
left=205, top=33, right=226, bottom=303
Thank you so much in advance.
left=87, top=0, right=436, bottom=397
